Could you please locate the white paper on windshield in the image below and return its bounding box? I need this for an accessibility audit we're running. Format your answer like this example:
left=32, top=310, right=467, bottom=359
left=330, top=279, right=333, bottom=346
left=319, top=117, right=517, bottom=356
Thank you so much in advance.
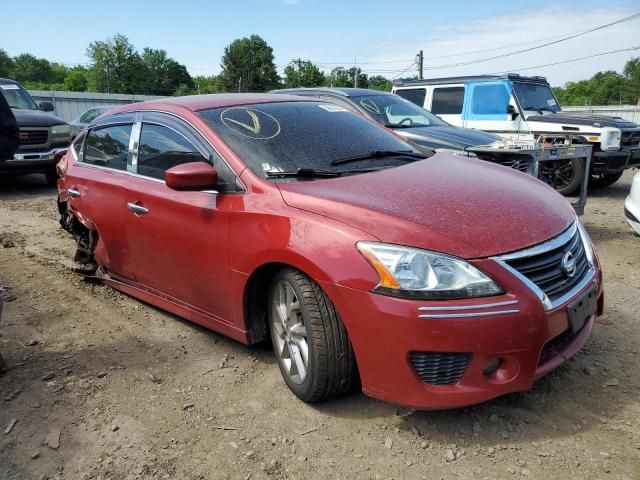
left=318, top=104, right=348, bottom=112
left=0, top=84, right=20, bottom=90
left=546, top=99, right=557, bottom=106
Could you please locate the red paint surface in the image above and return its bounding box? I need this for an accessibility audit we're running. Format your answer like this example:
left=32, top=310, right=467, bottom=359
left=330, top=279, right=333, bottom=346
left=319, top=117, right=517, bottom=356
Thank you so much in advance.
left=59, top=95, right=603, bottom=409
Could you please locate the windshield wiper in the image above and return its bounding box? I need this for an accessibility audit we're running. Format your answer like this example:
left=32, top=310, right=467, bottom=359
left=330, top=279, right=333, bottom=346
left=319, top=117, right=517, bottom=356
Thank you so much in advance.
left=265, top=168, right=341, bottom=179
left=330, top=150, right=427, bottom=166
left=521, top=106, right=544, bottom=114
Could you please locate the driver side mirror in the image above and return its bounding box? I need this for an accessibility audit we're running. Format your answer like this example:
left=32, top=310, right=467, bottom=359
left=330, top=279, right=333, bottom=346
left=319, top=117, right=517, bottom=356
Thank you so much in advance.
left=507, top=104, right=519, bottom=120
left=165, top=162, right=218, bottom=191
left=39, top=101, right=54, bottom=112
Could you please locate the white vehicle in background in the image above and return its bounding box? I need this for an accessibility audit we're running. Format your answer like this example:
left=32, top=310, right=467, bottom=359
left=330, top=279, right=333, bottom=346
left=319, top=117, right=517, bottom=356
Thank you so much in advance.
left=392, top=74, right=640, bottom=195
left=625, top=171, right=640, bottom=235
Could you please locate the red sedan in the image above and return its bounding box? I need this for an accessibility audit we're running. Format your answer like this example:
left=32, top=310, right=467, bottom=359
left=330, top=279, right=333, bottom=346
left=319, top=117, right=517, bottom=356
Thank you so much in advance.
left=56, top=94, right=603, bottom=409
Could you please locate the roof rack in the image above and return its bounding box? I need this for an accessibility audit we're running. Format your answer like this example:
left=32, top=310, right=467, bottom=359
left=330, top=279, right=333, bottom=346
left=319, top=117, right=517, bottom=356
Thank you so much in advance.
left=392, top=74, right=548, bottom=87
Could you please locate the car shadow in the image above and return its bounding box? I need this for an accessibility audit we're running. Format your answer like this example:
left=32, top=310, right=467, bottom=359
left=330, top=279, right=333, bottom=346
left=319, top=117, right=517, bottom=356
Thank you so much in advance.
left=0, top=174, right=56, bottom=199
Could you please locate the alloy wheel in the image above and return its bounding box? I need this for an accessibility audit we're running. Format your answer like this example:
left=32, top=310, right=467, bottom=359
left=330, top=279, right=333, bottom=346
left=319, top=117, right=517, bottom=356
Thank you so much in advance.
left=270, top=280, right=309, bottom=384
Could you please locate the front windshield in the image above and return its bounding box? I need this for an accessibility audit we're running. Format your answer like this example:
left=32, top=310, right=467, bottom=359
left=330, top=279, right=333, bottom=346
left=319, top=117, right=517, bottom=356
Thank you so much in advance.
left=512, top=82, right=561, bottom=113
left=198, top=101, right=424, bottom=179
left=352, top=94, right=447, bottom=128
left=0, top=83, right=39, bottom=110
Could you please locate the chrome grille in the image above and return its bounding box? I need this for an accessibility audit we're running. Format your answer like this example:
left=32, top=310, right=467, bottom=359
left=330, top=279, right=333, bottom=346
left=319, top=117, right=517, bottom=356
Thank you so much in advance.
left=410, top=352, right=471, bottom=385
left=504, top=227, right=589, bottom=304
left=621, top=130, right=640, bottom=148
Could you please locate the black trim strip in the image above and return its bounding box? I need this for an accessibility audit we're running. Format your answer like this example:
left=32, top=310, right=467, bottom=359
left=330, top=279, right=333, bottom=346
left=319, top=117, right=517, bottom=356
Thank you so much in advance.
left=625, top=206, right=639, bottom=224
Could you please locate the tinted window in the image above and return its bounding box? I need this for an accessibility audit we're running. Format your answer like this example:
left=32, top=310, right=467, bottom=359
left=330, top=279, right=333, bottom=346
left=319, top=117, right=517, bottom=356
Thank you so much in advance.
left=198, top=102, right=422, bottom=179
left=471, top=84, right=510, bottom=115
left=137, top=124, right=204, bottom=180
left=395, top=88, right=426, bottom=107
left=84, top=124, right=131, bottom=171
left=431, top=87, right=464, bottom=115
left=512, top=83, right=561, bottom=112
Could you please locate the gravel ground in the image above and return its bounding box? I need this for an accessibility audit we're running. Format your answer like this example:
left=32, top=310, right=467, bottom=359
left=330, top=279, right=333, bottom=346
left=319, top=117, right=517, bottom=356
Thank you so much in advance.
left=0, top=171, right=639, bottom=480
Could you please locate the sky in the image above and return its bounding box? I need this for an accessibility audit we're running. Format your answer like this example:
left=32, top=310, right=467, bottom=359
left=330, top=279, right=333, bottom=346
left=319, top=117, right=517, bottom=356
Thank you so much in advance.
left=1, top=0, right=639, bottom=86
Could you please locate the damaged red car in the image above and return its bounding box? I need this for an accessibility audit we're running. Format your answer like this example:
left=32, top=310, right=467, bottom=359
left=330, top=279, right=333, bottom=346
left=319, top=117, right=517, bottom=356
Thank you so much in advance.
left=56, top=94, right=603, bottom=409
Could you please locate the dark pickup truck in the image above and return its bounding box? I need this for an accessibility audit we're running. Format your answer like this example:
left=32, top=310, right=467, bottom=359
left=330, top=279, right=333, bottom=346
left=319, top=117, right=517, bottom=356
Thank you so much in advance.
left=0, top=78, right=71, bottom=184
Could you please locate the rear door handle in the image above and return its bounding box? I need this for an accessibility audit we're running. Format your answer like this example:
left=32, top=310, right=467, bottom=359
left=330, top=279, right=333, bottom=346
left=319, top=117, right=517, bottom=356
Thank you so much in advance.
left=67, top=188, right=81, bottom=198
left=127, top=202, right=149, bottom=215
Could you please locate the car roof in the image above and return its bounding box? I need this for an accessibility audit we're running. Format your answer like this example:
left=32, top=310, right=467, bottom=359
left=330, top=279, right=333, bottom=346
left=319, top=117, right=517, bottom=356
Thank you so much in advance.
left=0, top=78, right=20, bottom=85
left=272, top=87, right=390, bottom=98
left=393, top=74, right=549, bottom=87
left=107, top=93, right=312, bottom=116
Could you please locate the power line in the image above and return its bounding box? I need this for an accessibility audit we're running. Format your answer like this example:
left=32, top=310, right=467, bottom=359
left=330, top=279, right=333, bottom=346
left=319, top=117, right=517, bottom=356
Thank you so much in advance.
left=392, top=63, right=418, bottom=80
left=488, top=46, right=640, bottom=75
left=421, top=11, right=640, bottom=71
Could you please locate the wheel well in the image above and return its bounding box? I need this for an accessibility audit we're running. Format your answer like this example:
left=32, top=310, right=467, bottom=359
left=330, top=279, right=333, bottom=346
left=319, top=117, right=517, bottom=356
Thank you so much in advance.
left=243, top=262, right=292, bottom=344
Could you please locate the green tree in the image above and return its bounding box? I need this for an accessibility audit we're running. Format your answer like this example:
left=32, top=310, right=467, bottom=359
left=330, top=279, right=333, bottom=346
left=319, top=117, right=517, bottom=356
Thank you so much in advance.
left=368, top=75, right=392, bottom=92
left=63, top=68, right=89, bottom=91
left=283, top=60, right=326, bottom=88
left=86, top=34, right=145, bottom=94
left=0, top=49, right=13, bottom=78
left=193, top=75, right=226, bottom=93
left=12, top=54, right=54, bottom=84
left=141, top=48, right=194, bottom=95
left=327, top=67, right=368, bottom=88
left=220, top=35, right=280, bottom=92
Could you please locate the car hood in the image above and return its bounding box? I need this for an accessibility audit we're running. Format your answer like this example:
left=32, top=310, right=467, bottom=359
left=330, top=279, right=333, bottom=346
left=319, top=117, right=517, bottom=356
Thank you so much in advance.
left=277, top=155, right=575, bottom=259
left=12, top=109, right=66, bottom=127
left=527, top=111, right=638, bottom=129
left=395, top=125, right=501, bottom=150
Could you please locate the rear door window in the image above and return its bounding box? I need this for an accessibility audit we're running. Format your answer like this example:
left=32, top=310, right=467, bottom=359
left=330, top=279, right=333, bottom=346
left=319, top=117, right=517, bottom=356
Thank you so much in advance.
left=137, top=124, right=204, bottom=180
left=431, top=87, right=464, bottom=115
left=83, top=124, right=132, bottom=171
left=395, top=88, right=426, bottom=107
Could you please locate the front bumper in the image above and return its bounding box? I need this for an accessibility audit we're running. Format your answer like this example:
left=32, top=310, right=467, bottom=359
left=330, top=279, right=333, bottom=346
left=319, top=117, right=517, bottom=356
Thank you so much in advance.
left=0, top=147, right=67, bottom=175
left=322, top=259, right=603, bottom=410
left=592, top=146, right=640, bottom=174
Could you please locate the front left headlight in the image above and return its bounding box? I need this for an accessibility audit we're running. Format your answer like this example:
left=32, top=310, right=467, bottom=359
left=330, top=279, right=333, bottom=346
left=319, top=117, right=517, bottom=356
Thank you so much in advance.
left=357, top=242, right=504, bottom=300
left=51, top=124, right=71, bottom=136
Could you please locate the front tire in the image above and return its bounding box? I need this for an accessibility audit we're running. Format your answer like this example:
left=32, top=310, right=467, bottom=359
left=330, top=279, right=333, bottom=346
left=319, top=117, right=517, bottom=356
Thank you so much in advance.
left=541, top=158, right=584, bottom=196
left=589, top=171, right=624, bottom=188
left=45, top=171, right=59, bottom=187
left=268, top=268, right=356, bottom=403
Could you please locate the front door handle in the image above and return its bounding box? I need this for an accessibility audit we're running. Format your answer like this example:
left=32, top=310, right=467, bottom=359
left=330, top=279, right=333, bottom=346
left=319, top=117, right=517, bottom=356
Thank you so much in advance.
left=127, top=202, right=149, bottom=215
left=67, top=188, right=81, bottom=198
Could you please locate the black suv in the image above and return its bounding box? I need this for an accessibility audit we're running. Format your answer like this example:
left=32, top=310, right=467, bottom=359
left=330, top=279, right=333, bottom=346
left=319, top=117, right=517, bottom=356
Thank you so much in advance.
left=0, top=78, right=71, bottom=184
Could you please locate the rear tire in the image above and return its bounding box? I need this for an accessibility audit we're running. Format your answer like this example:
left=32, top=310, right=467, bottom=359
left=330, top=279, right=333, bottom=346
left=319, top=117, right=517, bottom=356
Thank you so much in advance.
left=589, top=171, right=624, bottom=188
left=268, top=268, right=357, bottom=403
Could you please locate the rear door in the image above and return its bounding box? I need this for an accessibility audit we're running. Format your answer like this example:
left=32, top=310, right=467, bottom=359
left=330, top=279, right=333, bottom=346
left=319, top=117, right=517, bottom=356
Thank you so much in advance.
left=65, top=114, right=136, bottom=279
left=430, top=85, right=465, bottom=126
left=123, top=112, right=239, bottom=323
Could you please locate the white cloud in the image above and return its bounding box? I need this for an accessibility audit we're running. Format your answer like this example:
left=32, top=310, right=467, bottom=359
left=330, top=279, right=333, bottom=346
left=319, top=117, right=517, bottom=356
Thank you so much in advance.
left=356, top=6, right=640, bottom=86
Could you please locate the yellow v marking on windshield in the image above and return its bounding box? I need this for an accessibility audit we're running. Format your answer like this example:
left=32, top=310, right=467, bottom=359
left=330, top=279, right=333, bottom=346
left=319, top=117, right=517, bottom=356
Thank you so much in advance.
left=226, top=109, right=261, bottom=134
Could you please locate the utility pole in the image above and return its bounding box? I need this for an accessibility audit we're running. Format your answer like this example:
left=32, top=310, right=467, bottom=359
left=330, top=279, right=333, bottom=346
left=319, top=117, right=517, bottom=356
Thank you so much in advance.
left=416, top=50, right=424, bottom=80
left=294, top=58, right=304, bottom=87
left=354, top=56, right=358, bottom=88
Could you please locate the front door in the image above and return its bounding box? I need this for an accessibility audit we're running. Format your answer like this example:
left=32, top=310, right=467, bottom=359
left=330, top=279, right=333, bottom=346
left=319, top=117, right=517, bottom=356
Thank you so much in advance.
left=123, top=118, right=235, bottom=323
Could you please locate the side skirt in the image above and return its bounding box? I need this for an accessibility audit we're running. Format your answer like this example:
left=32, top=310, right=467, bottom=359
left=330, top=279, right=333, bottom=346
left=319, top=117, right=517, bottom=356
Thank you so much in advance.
left=97, top=270, right=251, bottom=344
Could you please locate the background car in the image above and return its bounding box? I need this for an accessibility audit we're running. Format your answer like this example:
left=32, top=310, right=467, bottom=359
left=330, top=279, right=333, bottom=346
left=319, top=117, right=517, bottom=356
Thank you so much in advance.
left=625, top=171, right=640, bottom=235
left=69, top=106, right=112, bottom=138
left=271, top=87, right=532, bottom=172
left=57, top=93, right=602, bottom=409
left=0, top=77, right=71, bottom=185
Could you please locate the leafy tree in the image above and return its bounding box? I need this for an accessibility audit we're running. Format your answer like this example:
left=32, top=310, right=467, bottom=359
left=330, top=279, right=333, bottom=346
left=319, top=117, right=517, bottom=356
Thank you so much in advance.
left=283, top=60, right=326, bottom=88
left=86, top=34, right=145, bottom=94
left=220, top=35, right=280, bottom=92
left=0, top=49, right=13, bottom=78
left=193, top=75, right=226, bottom=94
left=327, top=67, right=368, bottom=88
left=141, top=48, right=193, bottom=95
left=12, top=54, right=54, bottom=84
left=64, top=68, right=89, bottom=91
left=368, top=75, right=392, bottom=92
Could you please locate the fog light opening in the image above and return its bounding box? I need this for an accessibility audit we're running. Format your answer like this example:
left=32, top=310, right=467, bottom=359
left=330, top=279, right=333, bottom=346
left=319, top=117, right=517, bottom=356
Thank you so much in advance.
left=483, top=358, right=502, bottom=377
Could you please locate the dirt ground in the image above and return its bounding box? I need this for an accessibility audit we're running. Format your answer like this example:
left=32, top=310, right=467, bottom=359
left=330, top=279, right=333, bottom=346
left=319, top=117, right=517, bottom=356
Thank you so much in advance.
left=0, top=171, right=639, bottom=480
